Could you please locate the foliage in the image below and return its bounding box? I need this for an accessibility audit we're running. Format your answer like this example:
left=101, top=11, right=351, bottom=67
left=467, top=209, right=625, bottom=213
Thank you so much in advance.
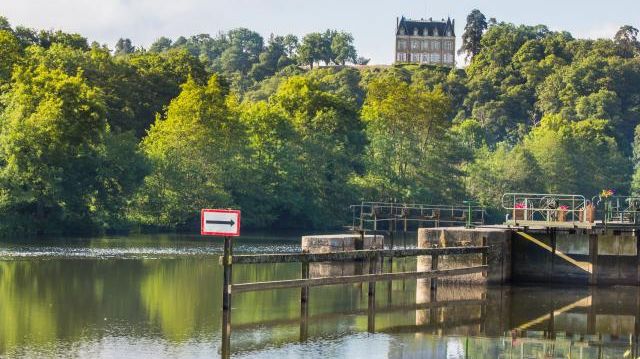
left=459, top=9, right=488, bottom=61
left=131, top=75, right=242, bottom=229
left=0, top=64, right=144, bottom=234
left=0, top=14, right=638, bottom=234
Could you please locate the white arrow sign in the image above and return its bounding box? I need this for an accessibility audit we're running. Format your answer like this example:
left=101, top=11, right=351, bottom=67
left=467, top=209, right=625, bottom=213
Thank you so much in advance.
left=201, top=209, right=241, bottom=236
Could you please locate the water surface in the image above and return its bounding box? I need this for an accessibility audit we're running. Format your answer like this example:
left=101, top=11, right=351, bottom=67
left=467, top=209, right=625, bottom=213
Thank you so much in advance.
left=0, top=233, right=637, bottom=358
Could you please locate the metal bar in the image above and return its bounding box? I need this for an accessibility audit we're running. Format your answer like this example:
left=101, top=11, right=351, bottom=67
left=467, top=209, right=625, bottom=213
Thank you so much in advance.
left=226, top=246, right=488, bottom=265
left=231, top=266, right=487, bottom=293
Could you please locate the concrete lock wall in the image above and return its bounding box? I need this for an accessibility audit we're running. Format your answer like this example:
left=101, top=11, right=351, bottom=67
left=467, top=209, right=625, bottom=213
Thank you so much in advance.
left=512, top=229, right=640, bottom=285
left=417, top=227, right=511, bottom=285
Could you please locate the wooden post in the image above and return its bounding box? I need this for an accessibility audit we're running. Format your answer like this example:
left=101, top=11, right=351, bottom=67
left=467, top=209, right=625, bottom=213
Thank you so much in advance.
left=300, top=261, right=309, bottom=342
left=430, top=254, right=439, bottom=291
left=368, top=254, right=377, bottom=297
left=367, top=253, right=377, bottom=333
left=356, top=230, right=364, bottom=251
left=222, top=236, right=233, bottom=311
left=390, top=223, right=395, bottom=250
left=429, top=255, right=438, bottom=331
left=221, top=308, right=231, bottom=358
left=403, top=215, right=408, bottom=249
left=481, top=237, right=488, bottom=278
left=221, top=236, right=233, bottom=358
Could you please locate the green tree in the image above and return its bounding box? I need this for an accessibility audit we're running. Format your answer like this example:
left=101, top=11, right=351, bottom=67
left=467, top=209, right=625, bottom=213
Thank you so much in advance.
left=0, top=16, right=11, bottom=32
left=149, top=37, right=172, bottom=53
left=331, top=31, right=357, bottom=65
left=0, top=65, right=106, bottom=234
left=459, top=9, right=488, bottom=61
left=297, top=32, right=326, bottom=68
left=614, top=25, right=640, bottom=58
left=132, top=75, right=244, bottom=228
left=114, top=38, right=135, bottom=56
left=465, top=145, right=542, bottom=207
left=359, top=74, right=464, bottom=202
left=271, top=75, right=365, bottom=226
left=0, top=30, right=21, bottom=85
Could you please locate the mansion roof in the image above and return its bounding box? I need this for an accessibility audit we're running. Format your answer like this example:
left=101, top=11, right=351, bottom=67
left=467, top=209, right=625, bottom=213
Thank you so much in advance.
left=396, top=16, right=455, bottom=37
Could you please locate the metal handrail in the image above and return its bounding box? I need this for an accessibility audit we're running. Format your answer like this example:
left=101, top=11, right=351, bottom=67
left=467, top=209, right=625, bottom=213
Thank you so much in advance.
left=501, top=193, right=588, bottom=223
left=350, top=201, right=486, bottom=231
left=593, top=196, right=640, bottom=224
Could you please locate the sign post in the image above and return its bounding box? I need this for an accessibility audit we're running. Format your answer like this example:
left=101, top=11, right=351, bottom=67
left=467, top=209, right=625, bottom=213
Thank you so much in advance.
left=201, top=209, right=241, bottom=359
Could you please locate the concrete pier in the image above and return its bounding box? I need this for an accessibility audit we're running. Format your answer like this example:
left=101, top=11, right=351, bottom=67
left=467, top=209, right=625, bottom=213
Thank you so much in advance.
left=417, top=227, right=511, bottom=285
left=301, top=234, right=383, bottom=278
left=301, top=234, right=383, bottom=253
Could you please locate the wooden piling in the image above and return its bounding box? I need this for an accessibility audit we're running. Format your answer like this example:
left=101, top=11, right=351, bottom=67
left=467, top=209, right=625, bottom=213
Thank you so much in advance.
left=481, top=236, right=488, bottom=278
left=221, top=236, right=233, bottom=358
left=222, top=236, right=233, bottom=311
left=430, top=254, right=439, bottom=291
left=300, top=261, right=309, bottom=342
left=368, top=253, right=377, bottom=333
left=301, top=261, right=310, bottom=304
left=221, top=308, right=231, bottom=358
left=368, top=253, right=377, bottom=298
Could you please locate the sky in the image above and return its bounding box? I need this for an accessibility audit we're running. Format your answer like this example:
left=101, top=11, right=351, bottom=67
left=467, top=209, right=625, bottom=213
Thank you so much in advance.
left=0, top=0, right=638, bottom=65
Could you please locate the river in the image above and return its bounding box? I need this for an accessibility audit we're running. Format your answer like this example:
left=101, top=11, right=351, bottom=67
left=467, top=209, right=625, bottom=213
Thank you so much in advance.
left=0, top=233, right=637, bottom=358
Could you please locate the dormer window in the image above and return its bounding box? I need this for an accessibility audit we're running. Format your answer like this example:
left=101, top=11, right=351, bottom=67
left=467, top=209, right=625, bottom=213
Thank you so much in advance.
left=447, top=30, right=452, bottom=36
left=399, top=28, right=405, bottom=35
left=434, top=28, right=439, bottom=36
left=413, top=28, right=419, bottom=36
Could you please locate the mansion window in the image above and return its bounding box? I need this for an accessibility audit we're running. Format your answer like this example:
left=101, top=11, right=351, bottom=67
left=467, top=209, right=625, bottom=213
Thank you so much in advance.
left=411, top=40, right=419, bottom=50
left=396, top=52, right=407, bottom=62
left=397, top=40, right=406, bottom=50
left=430, top=53, right=441, bottom=62
left=411, top=53, right=421, bottom=62
left=421, top=53, right=429, bottom=63
left=432, top=41, right=440, bottom=50
left=444, top=41, right=453, bottom=51
left=444, top=54, right=454, bottom=63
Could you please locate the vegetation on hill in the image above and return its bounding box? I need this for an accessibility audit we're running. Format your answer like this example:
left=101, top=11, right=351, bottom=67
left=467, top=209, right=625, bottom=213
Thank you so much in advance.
left=1, top=11, right=640, bottom=235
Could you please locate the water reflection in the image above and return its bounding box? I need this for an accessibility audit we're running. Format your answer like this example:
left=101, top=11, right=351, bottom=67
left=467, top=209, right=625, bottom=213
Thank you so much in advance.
left=0, top=236, right=638, bottom=358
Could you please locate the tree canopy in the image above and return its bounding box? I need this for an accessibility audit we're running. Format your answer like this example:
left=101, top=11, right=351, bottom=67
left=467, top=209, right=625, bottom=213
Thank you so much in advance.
left=0, top=13, right=639, bottom=234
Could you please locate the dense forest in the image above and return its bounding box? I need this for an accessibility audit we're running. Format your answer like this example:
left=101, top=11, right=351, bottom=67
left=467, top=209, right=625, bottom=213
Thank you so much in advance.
left=1, top=10, right=640, bottom=235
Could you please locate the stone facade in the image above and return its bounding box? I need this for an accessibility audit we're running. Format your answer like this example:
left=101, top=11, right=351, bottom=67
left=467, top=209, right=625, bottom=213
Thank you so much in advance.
left=395, top=16, right=456, bottom=67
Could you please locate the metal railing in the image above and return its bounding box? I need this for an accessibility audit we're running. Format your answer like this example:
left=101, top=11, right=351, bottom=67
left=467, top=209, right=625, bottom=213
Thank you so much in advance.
left=350, top=202, right=486, bottom=232
left=501, top=193, right=589, bottom=224
left=593, top=196, right=640, bottom=225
